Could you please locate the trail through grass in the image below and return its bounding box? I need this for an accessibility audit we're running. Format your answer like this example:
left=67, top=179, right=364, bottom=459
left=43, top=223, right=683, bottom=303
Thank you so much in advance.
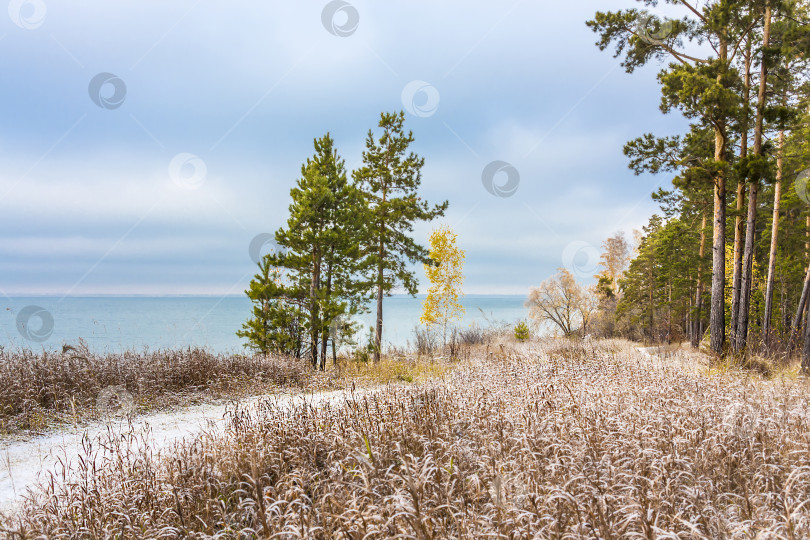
left=6, top=339, right=810, bottom=538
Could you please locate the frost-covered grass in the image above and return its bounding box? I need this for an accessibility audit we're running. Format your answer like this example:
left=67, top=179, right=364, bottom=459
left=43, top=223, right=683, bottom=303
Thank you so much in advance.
left=0, top=346, right=312, bottom=434
left=7, top=339, right=810, bottom=538
left=0, top=344, right=457, bottom=436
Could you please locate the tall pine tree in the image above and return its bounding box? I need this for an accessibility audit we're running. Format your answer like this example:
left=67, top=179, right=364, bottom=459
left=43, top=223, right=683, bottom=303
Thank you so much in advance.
left=353, top=112, right=448, bottom=362
left=589, top=0, right=760, bottom=354
left=257, top=134, right=367, bottom=369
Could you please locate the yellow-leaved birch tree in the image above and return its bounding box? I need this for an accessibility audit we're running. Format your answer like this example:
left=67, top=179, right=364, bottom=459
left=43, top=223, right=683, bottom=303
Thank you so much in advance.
left=420, top=225, right=465, bottom=348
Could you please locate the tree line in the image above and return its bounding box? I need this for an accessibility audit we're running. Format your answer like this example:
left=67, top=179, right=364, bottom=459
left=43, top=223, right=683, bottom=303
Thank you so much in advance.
left=584, top=0, right=810, bottom=364
left=238, top=112, right=447, bottom=369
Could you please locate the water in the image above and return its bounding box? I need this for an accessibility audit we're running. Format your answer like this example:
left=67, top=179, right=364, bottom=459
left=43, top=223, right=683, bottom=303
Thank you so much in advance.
left=0, top=295, right=529, bottom=354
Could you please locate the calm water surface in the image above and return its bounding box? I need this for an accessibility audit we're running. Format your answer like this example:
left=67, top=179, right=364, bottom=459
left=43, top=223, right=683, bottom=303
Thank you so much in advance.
left=1, top=295, right=529, bottom=354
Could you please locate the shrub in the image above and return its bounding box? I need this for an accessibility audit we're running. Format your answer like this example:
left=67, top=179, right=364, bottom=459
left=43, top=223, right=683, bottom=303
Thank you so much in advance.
left=513, top=321, right=530, bottom=342
left=411, top=325, right=440, bottom=356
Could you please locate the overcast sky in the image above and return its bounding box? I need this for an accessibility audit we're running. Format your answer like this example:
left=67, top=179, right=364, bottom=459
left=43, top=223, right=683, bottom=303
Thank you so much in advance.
left=0, top=0, right=688, bottom=296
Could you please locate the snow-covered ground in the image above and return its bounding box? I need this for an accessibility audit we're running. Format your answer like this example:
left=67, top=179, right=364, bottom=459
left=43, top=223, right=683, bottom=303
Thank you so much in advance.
left=0, top=388, right=361, bottom=515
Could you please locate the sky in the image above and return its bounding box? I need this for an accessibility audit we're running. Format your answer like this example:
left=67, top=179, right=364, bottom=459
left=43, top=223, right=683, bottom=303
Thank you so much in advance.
left=0, top=0, right=690, bottom=296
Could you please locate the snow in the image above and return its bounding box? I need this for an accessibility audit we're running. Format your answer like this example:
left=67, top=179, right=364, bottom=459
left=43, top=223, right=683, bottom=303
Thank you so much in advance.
left=0, top=388, right=360, bottom=515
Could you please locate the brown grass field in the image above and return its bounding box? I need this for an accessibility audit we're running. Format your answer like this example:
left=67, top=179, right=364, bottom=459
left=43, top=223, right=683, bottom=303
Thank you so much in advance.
left=4, top=339, right=810, bottom=538
left=0, top=346, right=312, bottom=434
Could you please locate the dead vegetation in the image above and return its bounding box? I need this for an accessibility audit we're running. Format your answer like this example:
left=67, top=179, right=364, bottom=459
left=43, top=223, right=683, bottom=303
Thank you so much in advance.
left=0, top=345, right=311, bottom=434
left=6, top=339, right=810, bottom=538
left=0, top=341, right=462, bottom=435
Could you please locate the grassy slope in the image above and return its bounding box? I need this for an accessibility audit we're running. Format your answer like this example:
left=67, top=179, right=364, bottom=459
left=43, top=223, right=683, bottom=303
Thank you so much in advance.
left=0, top=346, right=445, bottom=435
left=7, top=339, right=810, bottom=538
left=0, top=347, right=313, bottom=434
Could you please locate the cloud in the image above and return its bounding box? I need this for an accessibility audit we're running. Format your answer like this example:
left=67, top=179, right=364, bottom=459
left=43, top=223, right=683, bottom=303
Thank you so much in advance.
left=0, top=0, right=683, bottom=295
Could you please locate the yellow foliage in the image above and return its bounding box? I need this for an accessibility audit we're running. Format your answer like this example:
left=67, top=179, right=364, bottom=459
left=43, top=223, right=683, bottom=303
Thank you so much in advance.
left=421, top=225, right=466, bottom=343
left=337, top=357, right=450, bottom=384
left=724, top=243, right=764, bottom=307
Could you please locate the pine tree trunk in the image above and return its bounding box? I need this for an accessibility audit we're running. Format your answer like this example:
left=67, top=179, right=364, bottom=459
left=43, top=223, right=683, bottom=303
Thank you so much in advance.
left=668, top=278, right=673, bottom=343
left=687, top=290, right=692, bottom=343
left=709, top=36, right=730, bottom=356
left=737, top=180, right=759, bottom=352
left=374, top=237, right=384, bottom=363
left=735, top=5, right=771, bottom=354
left=762, top=129, right=785, bottom=341
left=730, top=182, right=746, bottom=342
left=710, top=167, right=726, bottom=354
left=796, top=219, right=810, bottom=348
left=688, top=272, right=694, bottom=344
left=319, top=330, right=328, bottom=370
left=780, top=282, right=789, bottom=334
left=730, top=41, right=752, bottom=345
left=802, top=310, right=810, bottom=374
left=310, top=253, right=321, bottom=368
left=649, top=261, right=654, bottom=340
left=320, top=259, right=333, bottom=371
left=797, top=218, right=810, bottom=349
left=791, top=264, right=810, bottom=343
left=693, top=211, right=707, bottom=347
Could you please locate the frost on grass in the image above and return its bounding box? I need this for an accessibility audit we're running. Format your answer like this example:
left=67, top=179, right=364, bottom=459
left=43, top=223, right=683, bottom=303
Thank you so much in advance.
left=9, top=340, right=810, bottom=538
left=0, top=347, right=311, bottom=432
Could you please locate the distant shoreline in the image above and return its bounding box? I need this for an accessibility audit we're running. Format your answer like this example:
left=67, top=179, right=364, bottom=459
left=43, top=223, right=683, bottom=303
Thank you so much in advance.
left=2, top=293, right=528, bottom=299
left=1, top=295, right=530, bottom=353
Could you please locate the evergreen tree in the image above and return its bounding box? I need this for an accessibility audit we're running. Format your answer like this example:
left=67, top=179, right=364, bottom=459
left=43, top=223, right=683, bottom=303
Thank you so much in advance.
left=757, top=5, right=810, bottom=341
left=353, top=111, right=448, bottom=362
left=237, top=256, right=307, bottom=358
left=589, top=0, right=758, bottom=354
left=618, top=215, right=663, bottom=341
left=625, top=126, right=714, bottom=344
left=514, top=321, right=530, bottom=342
left=261, top=134, right=367, bottom=370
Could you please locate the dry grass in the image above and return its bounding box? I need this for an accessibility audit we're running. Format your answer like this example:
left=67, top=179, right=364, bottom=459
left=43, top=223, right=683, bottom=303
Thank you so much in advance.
left=0, top=343, right=458, bottom=436
left=0, top=345, right=312, bottom=434
left=7, top=339, right=810, bottom=538
left=336, top=356, right=452, bottom=384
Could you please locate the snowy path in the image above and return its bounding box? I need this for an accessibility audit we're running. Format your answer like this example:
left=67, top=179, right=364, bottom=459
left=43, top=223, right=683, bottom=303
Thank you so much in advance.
left=0, top=388, right=363, bottom=515
left=636, top=346, right=660, bottom=357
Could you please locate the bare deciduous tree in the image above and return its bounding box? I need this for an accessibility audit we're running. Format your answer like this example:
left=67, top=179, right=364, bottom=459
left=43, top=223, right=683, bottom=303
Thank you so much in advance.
left=526, top=268, right=595, bottom=338
left=598, top=231, right=631, bottom=292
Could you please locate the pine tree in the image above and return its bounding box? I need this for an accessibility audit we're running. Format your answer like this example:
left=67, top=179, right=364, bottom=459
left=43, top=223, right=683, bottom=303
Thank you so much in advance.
left=758, top=5, right=810, bottom=342
left=624, top=127, right=714, bottom=345
left=618, top=215, right=663, bottom=340
left=237, top=256, right=307, bottom=358
left=353, top=111, right=448, bottom=362
left=735, top=0, right=775, bottom=353
left=589, top=1, right=759, bottom=354
left=267, top=134, right=367, bottom=370
left=514, top=321, right=530, bottom=342
left=591, top=1, right=810, bottom=358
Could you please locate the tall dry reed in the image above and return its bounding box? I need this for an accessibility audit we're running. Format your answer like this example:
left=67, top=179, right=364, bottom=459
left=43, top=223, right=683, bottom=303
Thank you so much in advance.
left=9, top=340, right=810, bottom=538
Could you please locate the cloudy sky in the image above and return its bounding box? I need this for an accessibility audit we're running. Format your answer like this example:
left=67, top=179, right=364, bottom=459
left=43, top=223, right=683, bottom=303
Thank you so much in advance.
left=0, top=0, right=689, bottom=296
